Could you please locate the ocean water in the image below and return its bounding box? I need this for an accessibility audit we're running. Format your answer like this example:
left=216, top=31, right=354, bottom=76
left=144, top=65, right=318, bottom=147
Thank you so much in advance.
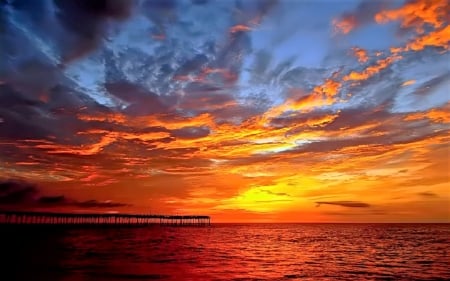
left=1, top=224, right=449, bottom=281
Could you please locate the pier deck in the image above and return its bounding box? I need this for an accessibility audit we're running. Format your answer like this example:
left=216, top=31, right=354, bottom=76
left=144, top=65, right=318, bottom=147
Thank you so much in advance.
left=0, top=211, right=210, bottom=226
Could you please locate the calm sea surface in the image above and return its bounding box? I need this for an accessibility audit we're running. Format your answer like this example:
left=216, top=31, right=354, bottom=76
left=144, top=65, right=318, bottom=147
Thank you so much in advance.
left=1, top=224, right=449, bottom=281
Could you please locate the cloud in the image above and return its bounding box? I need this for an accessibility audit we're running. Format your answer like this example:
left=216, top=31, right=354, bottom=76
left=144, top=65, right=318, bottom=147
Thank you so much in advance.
left=54, top=0, right=133, bottom=62
left=75, top=199, right=129, bottom=208
left=375, top=0, right=448, bottom=34
left=351, top=47, right=369, bottom=64
left=417, top=192, right=438, bottom=198
left=375, top=0, right=450, bottom=53
left=343, top=54, right=402, bottom=81
left=230, top=25, right=252, bottom=33
left=333, top=0, right=389, bottom=34
left=0, top=180, right=38, bottom=204
left=0, top=179, right=129, bottom=209
left=171, top=126, right=210, bottom=139
left=260, top=190, right=291, bottom=197
left=105, top=82, right=173, bottom=116
left=315, top=201, right=371, bottom=208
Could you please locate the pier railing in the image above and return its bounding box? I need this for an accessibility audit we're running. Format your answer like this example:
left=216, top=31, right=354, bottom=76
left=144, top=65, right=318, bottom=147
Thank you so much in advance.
left=0, top=211, right=211, bottom=226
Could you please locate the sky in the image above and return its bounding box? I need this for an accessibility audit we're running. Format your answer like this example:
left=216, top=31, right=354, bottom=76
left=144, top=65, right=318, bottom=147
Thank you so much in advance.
left=0, top=0, right=449, bottom=222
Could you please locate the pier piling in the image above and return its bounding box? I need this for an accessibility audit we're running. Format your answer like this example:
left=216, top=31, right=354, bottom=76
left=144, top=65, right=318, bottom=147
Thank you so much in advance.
left=0, top=211, right=211, bottom=227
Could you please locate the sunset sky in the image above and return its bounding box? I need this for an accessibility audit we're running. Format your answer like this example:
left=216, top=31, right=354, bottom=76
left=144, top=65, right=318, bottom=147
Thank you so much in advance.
left=0, top=0, right=449, bottom=222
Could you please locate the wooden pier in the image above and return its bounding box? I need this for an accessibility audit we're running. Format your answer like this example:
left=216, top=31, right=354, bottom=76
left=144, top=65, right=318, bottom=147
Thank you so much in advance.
left=0, top=211, right=211, bottom=227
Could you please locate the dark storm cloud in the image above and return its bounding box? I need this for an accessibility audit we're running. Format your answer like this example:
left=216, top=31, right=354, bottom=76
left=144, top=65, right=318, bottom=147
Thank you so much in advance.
left=315, top=201, right=371, bottom=208
left=5, top=59, right=61, bottom=97
left=0, top=179, right=129, bottom=208
left=0, top=83, right=110, bottom=142
left=0, top=180, right=38, bottom=204
left=0, top=84, right=54, bottom=140
left=2, top=0, right=134, bottom=65
left=53, top=0, right=133, bottom=62
left=46, top=85, right=111, bottom=115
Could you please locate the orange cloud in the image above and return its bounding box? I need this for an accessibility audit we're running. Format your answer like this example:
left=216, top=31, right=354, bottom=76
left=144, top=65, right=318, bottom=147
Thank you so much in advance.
left=404, top=106, right=450, bottom=123
left=343, top=54, right=402, bottom=81
left=35, top=133, right=118, bottom=156
left=229, top=24, right=252, bottom=33
left=290, top=79, right=342, bottom=112
left=77, top=113, right=127, bottom=124
left=376, top=0, right=450, bottom=53
left=333, top=16, right=357, bottom=34
left=351, top=47, right=369, bottom=63
left=375, top=0, right=448, bottom=34
left=401, top=80, right=416, bottom=86
left=256, top=78, right=342, bottom=131
left=405, top=25, right=450, bottom=51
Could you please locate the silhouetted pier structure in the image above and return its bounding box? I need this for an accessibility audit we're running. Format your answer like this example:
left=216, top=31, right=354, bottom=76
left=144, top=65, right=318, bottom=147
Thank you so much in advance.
left=0, top=211, right=210, bottom=227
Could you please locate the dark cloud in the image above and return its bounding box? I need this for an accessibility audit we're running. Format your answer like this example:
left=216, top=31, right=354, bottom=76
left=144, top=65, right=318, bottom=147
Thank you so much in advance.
left=37, top=195, right=129, bottom=208
left=105, top=82, right=174, bottom=116
left=54, top=0, right=133, bottom=62
left=260, top=189, right=291, bottom=197
left=38, top=195, right=66, bottom=204
left=315, top=201, right=371, bottom=208
left=0, top=83, right=109, bottom=143
left=6, top=59, right=61, bottom=97
left=0, top=179, right=129, bottom=208
left=171, top=126, right=210, bottom=139
left=417, top=192, right=438, bottom=198
left=0, top=180, right=38, bottom=204
left=323, top=209, right=387, bottom=216
left=174, top=54, right=209, bottom=77
left=75, top=199, right=129, bottom=208
left=178, top=89, right=235, bottom=113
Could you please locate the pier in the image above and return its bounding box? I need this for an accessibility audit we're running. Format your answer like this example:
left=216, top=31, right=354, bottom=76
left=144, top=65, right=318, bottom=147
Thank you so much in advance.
left=0, top=211, right=211, bottom=227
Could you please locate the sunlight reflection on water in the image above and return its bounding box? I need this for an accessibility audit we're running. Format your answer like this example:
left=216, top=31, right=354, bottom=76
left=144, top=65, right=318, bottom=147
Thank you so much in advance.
left=2, top=224, right=449, bottom=280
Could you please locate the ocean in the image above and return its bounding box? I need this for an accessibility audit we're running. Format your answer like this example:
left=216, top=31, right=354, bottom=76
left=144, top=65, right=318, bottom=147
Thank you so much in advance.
left=1, top=223, right=449, bottom=281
